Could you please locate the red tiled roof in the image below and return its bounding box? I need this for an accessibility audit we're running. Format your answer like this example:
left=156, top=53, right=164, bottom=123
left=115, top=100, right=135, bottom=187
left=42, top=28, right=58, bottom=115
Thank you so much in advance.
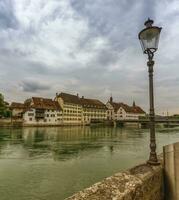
left=57, top=92, right=107, bottom=109
left=110, top=102, right=145, bottom=114
left=132, top=106, right=145, bottom=114
left=57, top=92, right=81, bottom=105
left=10, top=102, right=25, bottom=109
left=31, top=97, right=62, bottom=110
left=80, top=97, right=107, bottom=109
left=24, top=99, right=31, bottom=107
left=110, top=102, right=129, bottom=112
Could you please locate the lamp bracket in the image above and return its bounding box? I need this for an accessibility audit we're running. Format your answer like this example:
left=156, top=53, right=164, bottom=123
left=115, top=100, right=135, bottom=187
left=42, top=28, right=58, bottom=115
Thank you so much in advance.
left=146, top=49, right=154, bottom=61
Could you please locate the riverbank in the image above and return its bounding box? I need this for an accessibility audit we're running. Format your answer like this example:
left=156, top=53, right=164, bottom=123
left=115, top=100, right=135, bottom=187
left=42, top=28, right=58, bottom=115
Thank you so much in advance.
left=0, top=119, right=106, bottom=127
left=0, top=118, right=141, bottom=128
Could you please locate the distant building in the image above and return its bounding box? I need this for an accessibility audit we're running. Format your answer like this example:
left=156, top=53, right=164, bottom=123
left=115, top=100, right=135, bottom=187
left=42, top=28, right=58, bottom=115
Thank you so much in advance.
left=55, top=92, right=83, bottom=125
left=106, top=97, right=145, bottom=120
left=4, top=101, right=9, bottom=107
left=10, top=93, right=146, bottom=126
left=55, top=92, right=107, bottom=125
left=23, top=97, right=62, bottom=125
left=80, top=96, right=107, bottom=124
left=10, top=102, right=25, bottom=118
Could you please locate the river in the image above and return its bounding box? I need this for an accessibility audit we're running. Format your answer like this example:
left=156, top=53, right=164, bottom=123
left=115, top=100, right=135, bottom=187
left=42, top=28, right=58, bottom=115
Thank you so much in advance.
left=0, top=126, right=179, bottom=200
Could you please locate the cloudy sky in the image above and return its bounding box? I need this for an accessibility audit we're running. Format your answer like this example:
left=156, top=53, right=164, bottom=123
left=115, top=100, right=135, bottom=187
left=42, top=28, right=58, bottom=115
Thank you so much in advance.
left=0, top=0, right=179, bottom=114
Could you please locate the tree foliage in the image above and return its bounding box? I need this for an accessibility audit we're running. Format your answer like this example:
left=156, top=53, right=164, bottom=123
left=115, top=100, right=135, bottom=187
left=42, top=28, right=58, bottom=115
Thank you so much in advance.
left=0, top=93, right=11, bottom=118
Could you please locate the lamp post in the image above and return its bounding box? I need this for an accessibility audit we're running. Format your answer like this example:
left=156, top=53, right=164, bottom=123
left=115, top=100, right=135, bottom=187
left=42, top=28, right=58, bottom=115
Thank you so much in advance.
left=138, top=18, right=162, bottom=165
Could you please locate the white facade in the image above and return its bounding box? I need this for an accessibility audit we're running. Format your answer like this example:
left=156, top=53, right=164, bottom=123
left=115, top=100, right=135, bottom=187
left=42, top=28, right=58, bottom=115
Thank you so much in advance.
left=12, top=108, right=23, bottom=117
left=23, top=108, right=63, bottom=125
left=10, top=103, right=24, bottom=118
left=56, top=93, right=107, bottom=125
left=106, top=101, right=145, bottom=121
left=116, top=107, right=145, bottom=120
left=82, top=107, right=107, bottom=124
left=61, top=103, right=82, bottom=125
left=106, top=102, right=115, bottom=120
left=55, top=96, right=83, bottom=125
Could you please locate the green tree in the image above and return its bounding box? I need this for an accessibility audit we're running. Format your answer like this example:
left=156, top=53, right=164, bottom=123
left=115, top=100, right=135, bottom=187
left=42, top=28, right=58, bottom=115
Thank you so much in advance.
left=0, top=93, right=5, bottom=116
left=0, top=93, right=10, bottom=118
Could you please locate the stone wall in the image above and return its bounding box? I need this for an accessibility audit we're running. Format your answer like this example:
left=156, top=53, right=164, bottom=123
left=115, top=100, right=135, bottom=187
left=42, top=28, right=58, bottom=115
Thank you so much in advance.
left=66, top=160, right=164, bottom=200
left=0, top=119, right=23, bottom=127
left=164, top=142, right=179, bottom=200
left=0, top=118, right=13, bottom=127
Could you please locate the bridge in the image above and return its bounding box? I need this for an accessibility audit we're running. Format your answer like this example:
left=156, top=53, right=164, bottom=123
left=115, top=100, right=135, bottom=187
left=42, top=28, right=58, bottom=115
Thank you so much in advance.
left=114, top=117, right=179, bottom=128
left=116, top=118, right=179, bottom=123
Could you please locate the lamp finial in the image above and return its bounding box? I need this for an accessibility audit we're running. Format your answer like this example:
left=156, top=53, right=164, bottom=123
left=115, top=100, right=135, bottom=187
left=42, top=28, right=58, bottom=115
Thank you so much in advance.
left=144, top=18, right=154, bottom=28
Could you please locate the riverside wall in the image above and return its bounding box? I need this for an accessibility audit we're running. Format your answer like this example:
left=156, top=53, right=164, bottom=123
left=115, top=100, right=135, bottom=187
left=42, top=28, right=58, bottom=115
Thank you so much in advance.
left=66, top=158, right=164, bottom=200
left=0, top=119, right=23, bottom=127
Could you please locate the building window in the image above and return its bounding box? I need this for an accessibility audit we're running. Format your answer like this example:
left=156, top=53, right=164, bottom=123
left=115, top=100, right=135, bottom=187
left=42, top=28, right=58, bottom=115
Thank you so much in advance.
left=28, top=113, right=34, bottom=116
left=29, top=118, right=32, bottom=121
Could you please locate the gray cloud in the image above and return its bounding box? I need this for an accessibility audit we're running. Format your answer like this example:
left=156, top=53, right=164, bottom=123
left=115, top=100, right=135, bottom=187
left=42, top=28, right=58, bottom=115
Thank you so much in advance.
left=0, top=0, right=179, bottom=114
left=0, top=0, right=18, bottom=29
left=20, top=80, right=51, bottom=92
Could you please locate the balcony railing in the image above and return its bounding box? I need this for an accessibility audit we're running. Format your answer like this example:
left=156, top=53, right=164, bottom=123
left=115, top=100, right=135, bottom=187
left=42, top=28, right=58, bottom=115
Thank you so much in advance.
left=35, top=109, right=45, bottom=118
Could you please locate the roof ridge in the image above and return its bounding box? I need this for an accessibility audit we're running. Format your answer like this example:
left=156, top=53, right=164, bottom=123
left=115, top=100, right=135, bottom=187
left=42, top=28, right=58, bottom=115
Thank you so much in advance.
left=32, top=97, right=52, bottom=100
left=60, top=92, right=79, bottom=97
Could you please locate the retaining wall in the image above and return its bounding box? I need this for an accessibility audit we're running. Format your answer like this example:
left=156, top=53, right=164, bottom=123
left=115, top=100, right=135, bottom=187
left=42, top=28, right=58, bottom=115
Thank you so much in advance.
left=66, top=160, right=164, bottom=200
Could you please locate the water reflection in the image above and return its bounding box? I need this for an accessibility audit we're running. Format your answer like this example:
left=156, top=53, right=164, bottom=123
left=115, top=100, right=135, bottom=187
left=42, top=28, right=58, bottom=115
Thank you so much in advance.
left=0, top=127, right=179, bottom=200
left=0, top=126, right=145, bottom=161
left=22, top=126, right=125, bottom=161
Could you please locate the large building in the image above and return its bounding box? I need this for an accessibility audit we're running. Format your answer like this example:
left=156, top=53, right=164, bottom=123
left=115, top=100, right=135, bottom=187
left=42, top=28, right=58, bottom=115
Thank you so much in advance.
left=106, top=97, right=145, bottom=120
left=10, top=93, right=145, bottom=126
left=10, top=102, right=25, bottom=118
left=80, top=96, right=107, bottom=124
left=23, top=97, right=63, bottom=125
left=55, top=92, right=107, bottom=125
left=55, top=92, right=83, bottom=125
left=11, top=97, right=62, bottom=125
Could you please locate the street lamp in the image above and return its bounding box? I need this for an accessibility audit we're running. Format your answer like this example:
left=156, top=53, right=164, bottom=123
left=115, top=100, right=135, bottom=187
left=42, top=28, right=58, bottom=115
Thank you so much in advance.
left=138, top=18, right=162, bottom=165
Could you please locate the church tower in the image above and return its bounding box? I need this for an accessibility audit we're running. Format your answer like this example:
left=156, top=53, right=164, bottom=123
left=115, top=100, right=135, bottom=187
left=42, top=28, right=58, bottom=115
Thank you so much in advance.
left=110, top=96, right=113, bottom=103
left=133, top=101, right=136, bottom=107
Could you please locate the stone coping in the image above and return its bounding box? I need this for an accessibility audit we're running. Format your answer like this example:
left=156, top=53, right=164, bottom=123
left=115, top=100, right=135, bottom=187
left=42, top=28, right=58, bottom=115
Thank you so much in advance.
left=163, top=141, right=179, bottom=153
left=66, top=157, right=164, bottom=200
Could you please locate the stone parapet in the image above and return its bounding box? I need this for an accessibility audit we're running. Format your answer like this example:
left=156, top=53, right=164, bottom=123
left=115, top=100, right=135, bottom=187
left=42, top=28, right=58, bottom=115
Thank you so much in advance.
left=164, top=141, right=179, bottom=200
left=66, top=159, right=164, bottom=200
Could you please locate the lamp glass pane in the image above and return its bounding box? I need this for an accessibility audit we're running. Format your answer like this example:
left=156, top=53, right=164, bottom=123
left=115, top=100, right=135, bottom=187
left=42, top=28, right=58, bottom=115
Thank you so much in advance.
left=139, top=27, right=161, bottom=52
